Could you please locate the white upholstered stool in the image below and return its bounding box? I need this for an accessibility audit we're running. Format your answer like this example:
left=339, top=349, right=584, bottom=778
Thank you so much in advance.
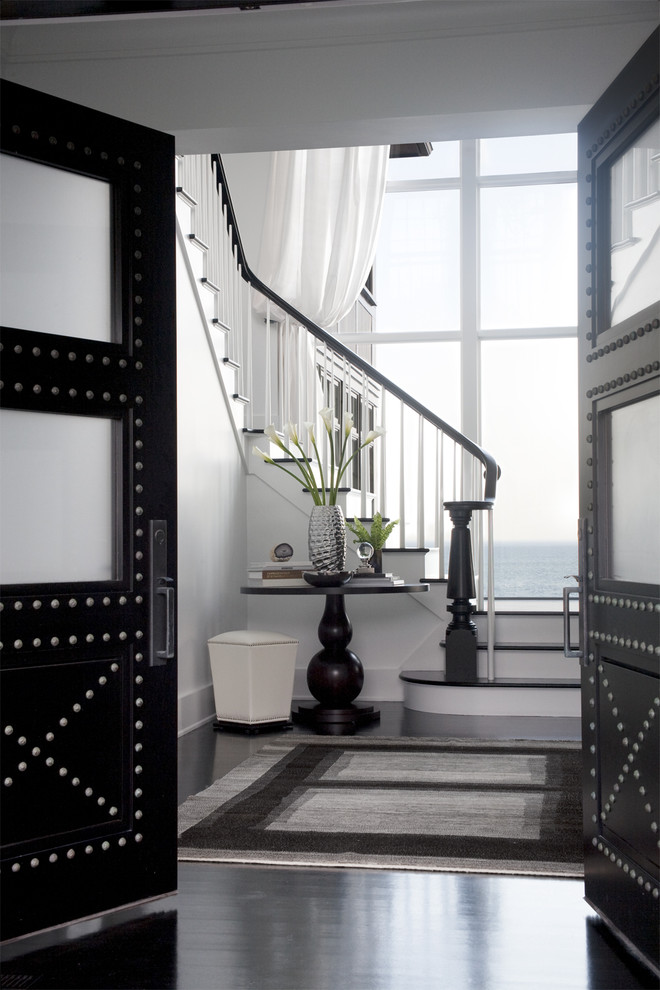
left=208, top=629, right=299, bottom=732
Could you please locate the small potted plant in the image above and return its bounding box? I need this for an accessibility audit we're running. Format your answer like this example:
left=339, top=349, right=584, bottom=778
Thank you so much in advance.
left=346, top=512, right=399, bottom=574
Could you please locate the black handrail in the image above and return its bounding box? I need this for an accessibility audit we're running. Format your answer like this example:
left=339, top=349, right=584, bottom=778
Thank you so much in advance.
left=211, top=153, right=499, bottom=502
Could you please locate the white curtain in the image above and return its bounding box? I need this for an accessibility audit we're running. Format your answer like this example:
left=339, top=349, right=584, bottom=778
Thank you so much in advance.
left=256, top=146, right=389, bottom=329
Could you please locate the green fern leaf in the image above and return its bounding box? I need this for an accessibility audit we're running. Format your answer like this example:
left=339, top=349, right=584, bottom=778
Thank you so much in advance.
left=346, top=512, right=398, bottom=549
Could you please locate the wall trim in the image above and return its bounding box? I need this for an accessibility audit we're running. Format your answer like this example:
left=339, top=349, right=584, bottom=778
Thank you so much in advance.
left=178, top=682, right=215, bottom=736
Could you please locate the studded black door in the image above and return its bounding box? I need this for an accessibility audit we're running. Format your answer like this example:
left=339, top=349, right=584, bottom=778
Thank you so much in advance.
left=0, top=81, right=177, bottom=941
left=577, top=30, right=659, bottom=975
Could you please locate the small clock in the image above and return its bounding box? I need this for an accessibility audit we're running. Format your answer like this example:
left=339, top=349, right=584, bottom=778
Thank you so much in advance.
left=270, top=542, right=294, bottom=562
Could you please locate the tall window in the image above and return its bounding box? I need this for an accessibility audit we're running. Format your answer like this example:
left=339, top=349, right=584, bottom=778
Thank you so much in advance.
left=347, top=135, right=579, bottom=597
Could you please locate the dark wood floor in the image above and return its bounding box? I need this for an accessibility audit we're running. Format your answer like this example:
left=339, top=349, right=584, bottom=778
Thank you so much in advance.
left=2, top=705, right=658, bottom=990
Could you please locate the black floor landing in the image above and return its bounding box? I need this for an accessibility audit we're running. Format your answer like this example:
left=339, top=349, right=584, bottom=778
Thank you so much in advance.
left=1, top=704, right=655, bottom=990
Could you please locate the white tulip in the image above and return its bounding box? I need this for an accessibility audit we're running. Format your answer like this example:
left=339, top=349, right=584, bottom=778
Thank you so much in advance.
left=284, top=421, right=299, bottom=446
left=319, top=407, right=335, bottom=434
left=364, top=426, right=386, bottom=445
left=264, top=424, right=286, bottom=451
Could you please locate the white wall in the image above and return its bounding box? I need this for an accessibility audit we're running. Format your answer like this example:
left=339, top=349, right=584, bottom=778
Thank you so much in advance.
left=176, top=236, right=247, bottom=734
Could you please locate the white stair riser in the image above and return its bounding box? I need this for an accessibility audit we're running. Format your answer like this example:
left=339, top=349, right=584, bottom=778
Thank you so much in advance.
left=249, top=458, right=349, bottom=518
left=404, top=682, right=581, bottom=717
left=248, top=448, right=375, bottom=524
left=409, top=648, right=579, bottom=681
left=478, top=650, right=579, bottom=679
left=249, top=446, right=326, bottom=491
left=175, top=193, right=195, bottom=236
left=472, top=611, right=578, bottom=645
left=381, top=552, right=431, bottom=585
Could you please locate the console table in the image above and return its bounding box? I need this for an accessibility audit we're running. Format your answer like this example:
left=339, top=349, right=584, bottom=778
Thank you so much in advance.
left=242, top=582, right=428, bottom=734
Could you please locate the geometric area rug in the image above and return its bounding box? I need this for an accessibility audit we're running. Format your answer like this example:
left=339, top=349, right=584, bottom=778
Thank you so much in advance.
left=178, top=737, right=583, bottom=877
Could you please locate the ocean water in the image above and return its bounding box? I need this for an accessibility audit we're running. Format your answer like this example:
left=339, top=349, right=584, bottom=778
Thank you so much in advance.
left=441, top=541, right=579, bottom=599
left=486, top=542, right=579, bottom=599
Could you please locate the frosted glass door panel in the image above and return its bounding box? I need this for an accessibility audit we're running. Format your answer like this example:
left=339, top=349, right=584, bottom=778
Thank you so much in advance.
left=0, top=154, right=112, bottom=341
left=609, top=119, right=660, bottom=327
left=607, top=393, right=660, bottom=585
left=0, top=410, right=118, bottom=584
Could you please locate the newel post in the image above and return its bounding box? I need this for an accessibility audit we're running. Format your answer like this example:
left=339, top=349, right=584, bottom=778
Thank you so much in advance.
left=443, top=501, right=481, bottom=681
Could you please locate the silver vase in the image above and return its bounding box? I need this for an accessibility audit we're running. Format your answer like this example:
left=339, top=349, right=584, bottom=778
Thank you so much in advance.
left=308, top=505, right=346, bottom=572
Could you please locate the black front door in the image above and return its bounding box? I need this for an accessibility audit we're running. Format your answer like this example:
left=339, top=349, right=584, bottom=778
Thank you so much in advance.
left=577, top=30, right=659, bottom=975
left=1, top=81, right=177, bottom=941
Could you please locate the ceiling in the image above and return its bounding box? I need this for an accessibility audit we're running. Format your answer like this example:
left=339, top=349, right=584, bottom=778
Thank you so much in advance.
left=0, top=0, right=347, bottom=18
left=1, top=1, right=657, bottom=153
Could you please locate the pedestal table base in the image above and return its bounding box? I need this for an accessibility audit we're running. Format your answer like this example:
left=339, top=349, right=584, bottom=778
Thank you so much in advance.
left=292, top=702, right=380, bottom=735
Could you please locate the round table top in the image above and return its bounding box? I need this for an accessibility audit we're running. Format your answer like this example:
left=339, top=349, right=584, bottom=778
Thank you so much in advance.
left=242, top=581, right=429, bottom=596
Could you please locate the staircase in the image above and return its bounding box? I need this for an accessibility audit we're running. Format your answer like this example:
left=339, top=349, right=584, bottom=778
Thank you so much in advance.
left=400, top=597, right=581, bottom=717
left=174, top=153, right=581, bottom=718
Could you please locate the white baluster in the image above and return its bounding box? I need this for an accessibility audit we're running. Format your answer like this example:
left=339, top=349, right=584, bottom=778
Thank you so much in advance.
left=487, top=508, right=495, bottom=681
left=417, top=414, right=424, bottom=549
left=399, top=401, right=406, bottom=545
left=436, top=430, right=443, bottom=578
left=297, top=324, right=305, bottom=430
left=222, top=201, right=229, bottom=333
left=264, top=297, right=272, bottom=429
left=360, top=368, right=368, bottom=519
left=380, top=387, right=387, bottom=531
left=240, top=279, right=247, bottom=398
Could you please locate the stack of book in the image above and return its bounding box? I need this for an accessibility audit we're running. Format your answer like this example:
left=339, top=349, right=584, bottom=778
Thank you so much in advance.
left=247, top=562, right=312, bottom=587
left=247, top=565, right=407, bottom=587
left=351, top=571, right=405, bottom=586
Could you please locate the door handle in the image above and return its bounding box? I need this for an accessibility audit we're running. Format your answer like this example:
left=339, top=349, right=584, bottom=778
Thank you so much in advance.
left=563, top=518, right=588, bottom=665
left=156, top=578, right=175, bottom=660
left=562, top=581, right=582, bottom=659
left=149, top=520, right=175, bottom=665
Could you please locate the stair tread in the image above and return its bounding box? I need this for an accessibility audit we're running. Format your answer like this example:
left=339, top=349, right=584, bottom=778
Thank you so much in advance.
left=474, top=610, right=572, bottom=617
left=401, top=671, right=580, bottom=688
left=176, top=186, right=197, bottom=206
left=187, top=233, right=209, bottom=250
left=384, top=547, right=430, bottom=554
left=302, top=486, right=350, bottom=494
left=439, top=641, right=571, bottom=651
left=482, top=599, right=578, bottom=613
